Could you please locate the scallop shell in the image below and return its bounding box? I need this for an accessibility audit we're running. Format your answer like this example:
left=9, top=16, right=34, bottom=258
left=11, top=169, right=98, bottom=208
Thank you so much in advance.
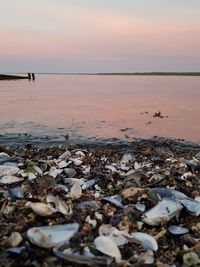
left=130, top=232, right=158, bottom=251
left=27, top=223, right=79, bottom=248
left=142, top=199, right=183, bottom=225
left=94, top=236, right=122, bottom=260
left=26, top=202, right=57, bottom=216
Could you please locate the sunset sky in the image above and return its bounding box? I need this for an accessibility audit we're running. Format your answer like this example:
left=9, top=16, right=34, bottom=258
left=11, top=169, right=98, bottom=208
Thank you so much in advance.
left=1, top=0, right=200, bottom=73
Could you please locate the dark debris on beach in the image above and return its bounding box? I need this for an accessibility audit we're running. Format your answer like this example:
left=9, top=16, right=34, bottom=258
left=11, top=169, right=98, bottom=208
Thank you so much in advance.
left=0, top=138, right=200, bottom=267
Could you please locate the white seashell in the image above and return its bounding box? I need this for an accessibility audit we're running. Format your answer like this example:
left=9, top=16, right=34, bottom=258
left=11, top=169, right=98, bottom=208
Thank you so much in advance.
left=121, top=152, right=135, bottom=165
left=94, top=236, right=121, bottom=260
left=99, top=224, right=128, bottom=246
left=139, top=251, right=155, bottom=264
left=58, top=161, right=69, bottom=169
left=130, top=232, right=158, bottom=251
left=58, top=150, right=71, bottom=160
left=26, top=202, right=57, bottom=216
left=64, top=178, right=85, bottom=186
left=0, top=165, right=19, bottom=176
left=7, top=232, right=23, bottom=247
left=0, top=175, right=24, bottom=185
left=49, top=166, right=62, bottom=178
left=28, top=172, right=37, bottom=181
left=135, top=203, right=146, bottom=212
left=27, top=223, right=79, bottom=248
left=134, top=162, right=141, bottom=170
left=105, top=165, right=117, bottom=173
left=33, top=166, right=43, bottom=176
left=46, top=194, right=72, bottom=215
left=70, top=158, right=83, bottom=166
left=119, top=162, right=129, bottom=171
left=142, top=199, right=183, bottom=225
left=82, top=165, right=91, bottom=175
left=70, top=182, right=82, bottom=198
left=75, top=151, right=85, bottom=161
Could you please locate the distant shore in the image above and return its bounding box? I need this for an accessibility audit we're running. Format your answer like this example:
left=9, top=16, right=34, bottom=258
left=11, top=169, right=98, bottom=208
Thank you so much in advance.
left=97, top=72, right=200, bottom=76
left=0, top=74, right=28, bottom=80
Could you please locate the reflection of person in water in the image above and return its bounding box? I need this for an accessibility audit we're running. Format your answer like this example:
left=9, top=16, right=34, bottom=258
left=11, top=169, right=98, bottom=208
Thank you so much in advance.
left=32, top=73, right=35, bottom=80
left=28, top=73, right=31, bottom=80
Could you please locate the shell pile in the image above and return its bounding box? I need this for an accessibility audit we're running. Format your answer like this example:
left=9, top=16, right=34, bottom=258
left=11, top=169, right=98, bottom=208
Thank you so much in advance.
left=0, top=139, right=200, bottom=266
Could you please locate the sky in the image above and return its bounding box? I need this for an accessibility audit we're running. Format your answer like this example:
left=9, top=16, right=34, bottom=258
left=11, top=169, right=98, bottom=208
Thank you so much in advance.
left=0, top=0, right=200, bottom=73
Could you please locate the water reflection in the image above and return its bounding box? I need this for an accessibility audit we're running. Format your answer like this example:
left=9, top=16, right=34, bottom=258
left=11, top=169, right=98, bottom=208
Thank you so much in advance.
left=0, top=74, right=200, bottom=143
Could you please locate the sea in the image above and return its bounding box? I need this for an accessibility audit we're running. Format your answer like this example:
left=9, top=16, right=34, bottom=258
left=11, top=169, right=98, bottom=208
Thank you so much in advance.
left=0, top=74, right=200, bottom=147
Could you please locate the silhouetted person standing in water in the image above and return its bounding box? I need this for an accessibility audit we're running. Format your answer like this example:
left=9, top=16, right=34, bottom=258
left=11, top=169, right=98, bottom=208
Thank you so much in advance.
left=28, top=73, right=31, bottom=80
left=31, top=73, right=35, bottom=80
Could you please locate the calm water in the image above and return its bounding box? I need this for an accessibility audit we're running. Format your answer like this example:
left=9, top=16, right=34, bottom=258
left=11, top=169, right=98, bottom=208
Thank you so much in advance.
left=0, top=74, right=200, bottom=145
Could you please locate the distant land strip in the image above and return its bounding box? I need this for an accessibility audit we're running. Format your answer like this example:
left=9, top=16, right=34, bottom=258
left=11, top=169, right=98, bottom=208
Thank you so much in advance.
left=0, top=74, right=28, bottom=80
left=97, top=72, right=200, bottom=76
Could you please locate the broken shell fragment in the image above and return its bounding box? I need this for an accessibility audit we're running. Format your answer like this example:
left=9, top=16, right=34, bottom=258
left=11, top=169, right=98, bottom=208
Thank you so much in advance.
left=0, top=165, right=19, bottom=176
left=102, top=195, right=123, bottom=208
left=129, top=232, right=158, bottom=251
left=94, top=236, right=122, bottom=261
left=46, top=194, right=72, bottom=215
left=26, top=202, right=57, bottom=216
left=82, top=179, right=96, bottom=190
left=70, top=181, right=82, bottom=198
left=142, top=199, right=183, bottom=226
left=27, top=223, right=79, bottom=248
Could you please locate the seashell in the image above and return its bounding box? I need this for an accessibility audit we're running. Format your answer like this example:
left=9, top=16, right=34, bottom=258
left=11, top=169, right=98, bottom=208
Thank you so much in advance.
left=134, top=162, right=141, bottom=170
left=168, top=225, right=189, bottom=235
left=58, top=150, right=71, bottom=160
left=76, top=200, right=99, bottom=210
left=0, top=156, right=22, bottom=164
left=28, top=172, right=37, bottom=181
left=149, top=173, right=164, bottom=184
left=195, top=152, right=200, bottom=159
left=53, top=246, right=107, bottom=266
left=138, top=251, right=154, bottom=264
left=46, top=194, right=72, bottom=215
left=82, top=165, right=91, bottom=175
left=27, top=223, right=79, bottom=248
left=3, top=162, right=19, bottom=168
left=121, top=152, right=135, bottom=165
left=75, top=151, right=85, bottom=161
left=70, top=158, right=83, bottom=166
left=105, top=165, right=117, bottom=173
left=147, top=187, right=188, bottom=203
left=58, top=160, right=69, bottom=169
left=179, top=198, right=200, bottom=216
left=135, top=203, right=146, bottom=212
left=38, top=160, right=49, bottom=172
left=49, top=166, right=62, bottom=178
left=129, top=232, right=158, bottom=251
left=63, top=178, right=85, bottom=186
left=70, top=181, right=82, bottom=198
left=0, top=175, right=24, bottom=185
left=102, top=195, right=123, bottom=208
left=183, top=252, right=200, bottom=266
left=142, top=199, right=183, bottom=225
left=6, top=246, right=25, bottom=254
left=119, top=163, right=129, bottom=171
left=6, top=232, right=23, bottom=247
left=94, top=236, right=122, bottom=261
left=33, top=166, right=43, bottom=176
left=64, top=167, right=76, bottom=177
left=26, top=201, right=57, bottom=216
left=99, top=224, right=128, bottom=246
left=82, top=179, right=96, bottom=190
left=8, top=187, right=24, bottom=199
left=0, top=165, right=19, bottom=176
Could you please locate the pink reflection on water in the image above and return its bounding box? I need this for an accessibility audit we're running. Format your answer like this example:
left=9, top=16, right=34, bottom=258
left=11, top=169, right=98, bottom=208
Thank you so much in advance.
left=0, top=74, right=200, bottom=142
